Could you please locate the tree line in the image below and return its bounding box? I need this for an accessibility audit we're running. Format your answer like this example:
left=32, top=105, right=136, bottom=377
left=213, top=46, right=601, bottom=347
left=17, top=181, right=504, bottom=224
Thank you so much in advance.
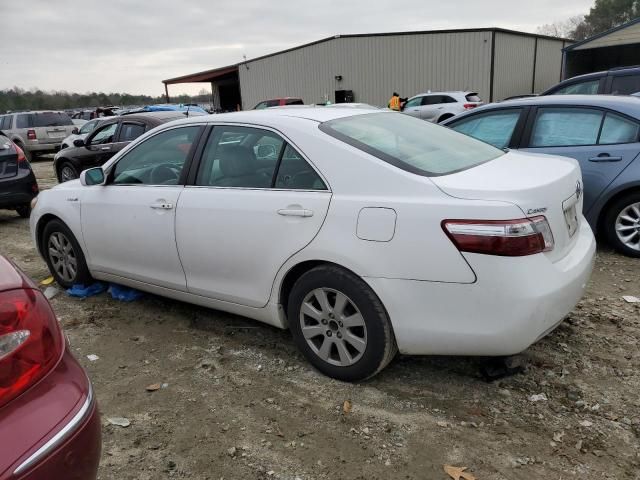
left=538, top=0, right=639, bottom=40
left=0, top=87, right=212, bottom=113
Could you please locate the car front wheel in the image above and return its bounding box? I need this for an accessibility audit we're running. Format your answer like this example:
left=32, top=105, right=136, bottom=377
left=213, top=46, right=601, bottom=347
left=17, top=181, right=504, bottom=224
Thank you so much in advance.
left=604, top=192, right=640, bottom=257
left=288, top=265, right=397, bottom=381
left=42, top=219, right=93, bottom=288
left=58, top=162, right=78, bottom=183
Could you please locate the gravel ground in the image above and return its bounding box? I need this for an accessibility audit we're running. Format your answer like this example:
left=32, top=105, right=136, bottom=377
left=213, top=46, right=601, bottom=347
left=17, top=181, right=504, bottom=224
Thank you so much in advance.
left=1, top=159, right=638, bottom=480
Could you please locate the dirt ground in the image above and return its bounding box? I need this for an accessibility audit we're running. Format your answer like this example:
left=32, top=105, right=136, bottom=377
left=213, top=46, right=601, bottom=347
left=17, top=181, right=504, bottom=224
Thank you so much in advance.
left=1, top=159, right=639, bottom=480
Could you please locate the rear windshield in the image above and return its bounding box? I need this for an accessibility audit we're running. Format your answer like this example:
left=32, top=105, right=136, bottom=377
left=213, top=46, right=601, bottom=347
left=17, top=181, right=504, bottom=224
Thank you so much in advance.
left=319, top=112, right=504, bottom=176
left=32, top=112, right=74, bottom=127
left=465, top=93, right=482, bottom=102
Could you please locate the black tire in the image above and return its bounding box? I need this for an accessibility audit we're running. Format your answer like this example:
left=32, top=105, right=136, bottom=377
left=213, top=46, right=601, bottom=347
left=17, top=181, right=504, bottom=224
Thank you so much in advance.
left=15, top=204, right=31, bottom=218
left=42, top=219, right=93, bottom=288
left=604, top=192, right=640, bottom=257
left=288, top=265, right=397, bottom=381
left=58, top=161, right=78, bottom=183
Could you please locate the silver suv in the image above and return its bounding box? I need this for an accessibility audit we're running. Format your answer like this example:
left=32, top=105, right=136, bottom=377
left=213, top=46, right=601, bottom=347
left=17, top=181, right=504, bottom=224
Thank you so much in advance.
left=402, top=91, right=483, bottom=123
left=0, top=111, right=76, bottom=161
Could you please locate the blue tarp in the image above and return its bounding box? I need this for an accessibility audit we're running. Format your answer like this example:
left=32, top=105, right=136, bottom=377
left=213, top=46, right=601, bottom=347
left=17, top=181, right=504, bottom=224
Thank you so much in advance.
left=66, top=282, right=143, bottom=302
left=142, top=104, right=208, bottom=114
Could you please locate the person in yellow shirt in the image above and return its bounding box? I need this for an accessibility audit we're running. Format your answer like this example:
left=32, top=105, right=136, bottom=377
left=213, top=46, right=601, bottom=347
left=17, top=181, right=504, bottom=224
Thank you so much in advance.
left=388, top=92, right=401, bottom=111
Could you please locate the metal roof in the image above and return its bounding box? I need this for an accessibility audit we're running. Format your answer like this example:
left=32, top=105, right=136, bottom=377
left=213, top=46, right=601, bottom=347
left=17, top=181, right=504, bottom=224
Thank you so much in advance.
left=563, top=17, right=640, bottom=51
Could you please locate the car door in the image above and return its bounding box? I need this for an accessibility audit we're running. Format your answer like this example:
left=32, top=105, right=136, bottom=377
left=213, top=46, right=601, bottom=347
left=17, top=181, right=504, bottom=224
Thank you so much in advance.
left=80, top=125, right=203, bottom=290
left=82, top=121, right=119, bottom=168
left=402, top=96, right=424, bottom=118
left=419, top=95, right=443, bottom=122
left=176, top=124, right=332, bottom=307
left=520, top=106, right=640, bottom=213
left=446, top=107, right=526, bottom=149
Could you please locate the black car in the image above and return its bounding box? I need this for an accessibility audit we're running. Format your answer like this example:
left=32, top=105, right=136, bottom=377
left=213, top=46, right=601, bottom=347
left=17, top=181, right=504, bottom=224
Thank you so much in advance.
left=53, top=111, right=189, bottom=182
left=0, top=132, right=38, bottom=218
left=542, top=65, right=640, bottom=96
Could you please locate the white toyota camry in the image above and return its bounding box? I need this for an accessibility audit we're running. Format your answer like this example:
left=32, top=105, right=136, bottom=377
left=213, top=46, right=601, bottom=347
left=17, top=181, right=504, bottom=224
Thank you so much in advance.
left=30, top=107, right=595, bottom=381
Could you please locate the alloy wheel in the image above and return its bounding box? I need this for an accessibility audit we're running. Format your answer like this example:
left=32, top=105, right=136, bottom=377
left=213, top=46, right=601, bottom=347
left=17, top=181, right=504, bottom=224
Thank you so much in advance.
left=60, top=165, right=77, bottom=182
left=615, top=201, right=640, bottom=252
left=48, top=232, right=78, bottom=283
left=299, top=288, right=367, bottom=367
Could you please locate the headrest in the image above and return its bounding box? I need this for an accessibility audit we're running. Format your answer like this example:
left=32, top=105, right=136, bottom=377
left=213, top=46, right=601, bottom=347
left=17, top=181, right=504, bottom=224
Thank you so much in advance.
left=219, top=146, right=256, bottom=177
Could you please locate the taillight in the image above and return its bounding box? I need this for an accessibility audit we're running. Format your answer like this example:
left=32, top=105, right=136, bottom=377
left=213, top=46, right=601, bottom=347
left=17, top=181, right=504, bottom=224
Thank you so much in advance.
left=14, top=144, right=27, bottom=165
left=0, top=289, right=64, bottom=409
left=27, top=129, right=37, bottom=140
left=442, top=216, right=554, bottom=256
left=463, top=103, right=477, bottom=109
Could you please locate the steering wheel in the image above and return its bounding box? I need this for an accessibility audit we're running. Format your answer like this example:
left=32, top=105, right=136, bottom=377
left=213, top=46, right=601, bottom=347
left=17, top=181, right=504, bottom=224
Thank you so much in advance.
left=150, top=164, right=179, bottom=185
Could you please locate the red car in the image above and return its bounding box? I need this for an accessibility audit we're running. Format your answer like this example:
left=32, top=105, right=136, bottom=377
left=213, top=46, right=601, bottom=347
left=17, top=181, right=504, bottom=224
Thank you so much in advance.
left=0, top=256, right=101, bottom=480
left=253, top=97, right=304, bottom=109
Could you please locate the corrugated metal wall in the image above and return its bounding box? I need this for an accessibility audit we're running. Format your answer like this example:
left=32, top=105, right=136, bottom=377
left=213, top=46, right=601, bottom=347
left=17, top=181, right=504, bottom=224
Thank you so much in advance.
left=534, top=38, right=564, bottom=91
left=238, top=30, right=566, bottom=108
left=492, top=32, right=536, bottom=100
left=239, top=31, right=492, bottom=109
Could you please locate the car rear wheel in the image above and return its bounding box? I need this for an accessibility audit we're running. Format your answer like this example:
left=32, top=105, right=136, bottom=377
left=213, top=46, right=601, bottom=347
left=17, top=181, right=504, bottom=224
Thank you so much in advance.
left=58, top=162, right=78, bottom=183
left=288, top=265, right=397, bottom=381
left=604, top=192, right=640, bottom=257
left=15, top=205, right=31, bottom=218
left=42, top=219, right=93, bottom=288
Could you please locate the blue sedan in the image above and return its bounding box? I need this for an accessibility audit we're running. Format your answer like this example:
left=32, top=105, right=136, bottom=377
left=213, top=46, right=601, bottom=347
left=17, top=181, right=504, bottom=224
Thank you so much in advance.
left=443, top=95, right=640, bottom=257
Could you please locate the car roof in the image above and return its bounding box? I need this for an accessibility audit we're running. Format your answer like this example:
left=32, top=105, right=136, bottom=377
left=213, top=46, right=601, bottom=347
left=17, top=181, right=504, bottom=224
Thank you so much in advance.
left=411, top=91, right=473, bottom=97
left=445, top=94, right=640, bottom=123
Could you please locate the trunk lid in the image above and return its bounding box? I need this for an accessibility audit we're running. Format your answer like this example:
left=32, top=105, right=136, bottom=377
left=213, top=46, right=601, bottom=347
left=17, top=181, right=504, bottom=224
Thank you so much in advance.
left=431, top=150, right=584, bottom=262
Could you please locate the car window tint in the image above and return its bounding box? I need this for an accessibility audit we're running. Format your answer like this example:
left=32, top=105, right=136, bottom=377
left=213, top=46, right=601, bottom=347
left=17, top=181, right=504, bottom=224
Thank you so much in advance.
left=196, top=126, right=284, bottom=188
left=422, top=96, right=439, bottom=105
left=112, top=126, right=199, bottom=185
left=89, top=123, right=118, bottom=145
left=275, top=144, right=326, bottom=190
left=442, top=96, right=457, bottom=103
left=450, top=109, right=521, bottom=149
left=119, top=123, right=146, bottom=142
left=16, top=114, right=30, bottom=128
left=611, top=74, right=640, bottom=95
left=321, top=112, right=504, bottom=176
left=285, top=99, right=303, bottom=105
left=32, top=112, right=73, bottom=127
left=530, top=108, right=602, bottom=147
left=0, top=116, right=11, bottom=129
left=254, top=102, right=268, bottom=109
left=404, top=97, right=422, bottom=108
left=599, top=113, right=640, bottom=144
left=552, top=80, right=600, bottom=95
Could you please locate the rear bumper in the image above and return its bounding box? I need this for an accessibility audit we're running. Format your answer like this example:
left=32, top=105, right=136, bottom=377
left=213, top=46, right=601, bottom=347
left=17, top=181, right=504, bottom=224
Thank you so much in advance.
left=0, top=172, right=38, bottom=208
left=25, top=143, right=61, bottom=154
left=365, top=220, right=596, bottom=356
left=0, top=352, right=101, bottom=480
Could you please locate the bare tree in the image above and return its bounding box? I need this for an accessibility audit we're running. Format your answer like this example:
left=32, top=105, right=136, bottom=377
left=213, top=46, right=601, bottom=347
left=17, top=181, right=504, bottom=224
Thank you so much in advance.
left=536, top=15, right=585, bottom=38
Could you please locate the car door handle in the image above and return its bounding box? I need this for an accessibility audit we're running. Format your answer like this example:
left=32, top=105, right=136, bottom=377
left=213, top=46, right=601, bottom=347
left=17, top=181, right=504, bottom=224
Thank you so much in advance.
left=589, top=154, right=622, bottom=162
left=100, top=146, right=110, bottom=151
left=277, top=208, right=313, bottom=217
left=150, top=202, right=174, bottom=210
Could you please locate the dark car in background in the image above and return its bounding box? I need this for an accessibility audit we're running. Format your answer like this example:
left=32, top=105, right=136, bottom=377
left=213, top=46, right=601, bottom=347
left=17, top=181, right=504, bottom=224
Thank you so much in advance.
left=0, top=132, right=38, bottom=218
left=542, top=65, right=640, bottom=96
left=0, top=255, right=101, bottom=479
left=253, top=97, right=304, bottom=109
left=443, top=94, right=640, bottom=257
left=53, top=111, right=188, bottom=182
left=0, top=111, right=76, bottom=161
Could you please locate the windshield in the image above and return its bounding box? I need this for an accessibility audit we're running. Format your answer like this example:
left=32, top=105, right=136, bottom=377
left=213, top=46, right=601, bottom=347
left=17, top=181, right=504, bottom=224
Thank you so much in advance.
left=319, top=112, right=504, bottom=176
left=33, top=112, right=74, bottom=127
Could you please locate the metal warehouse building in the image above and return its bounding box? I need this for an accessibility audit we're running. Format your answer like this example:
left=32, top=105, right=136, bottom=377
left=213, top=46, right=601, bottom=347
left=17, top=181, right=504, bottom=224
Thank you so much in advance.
left=163, top=28, right=570, bottom=110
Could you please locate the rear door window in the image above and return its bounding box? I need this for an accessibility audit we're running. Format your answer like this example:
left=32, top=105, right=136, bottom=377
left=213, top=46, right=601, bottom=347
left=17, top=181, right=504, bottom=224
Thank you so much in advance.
left=598, top=112, right=640, bottom=144
left=610, top=74, right=640, bottom=95
left=118, top=123, right=146, bottom=142
left=32, top=112, right=74, bottom=127
left=449, top=109, right=523, bottom=149
left=530, top=108, right=603, bottom=147
left=16, top=114, right=31, bottom=128
left=274, top=144, right=326, bottom=190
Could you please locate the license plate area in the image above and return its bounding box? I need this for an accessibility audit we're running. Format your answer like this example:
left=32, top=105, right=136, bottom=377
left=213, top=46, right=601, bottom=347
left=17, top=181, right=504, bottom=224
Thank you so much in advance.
left=563, top=204, right=578, bottom=237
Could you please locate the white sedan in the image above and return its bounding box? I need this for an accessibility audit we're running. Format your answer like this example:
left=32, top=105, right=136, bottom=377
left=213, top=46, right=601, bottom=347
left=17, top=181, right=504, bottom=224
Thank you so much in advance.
left=30, top=107, right=595, bottom=381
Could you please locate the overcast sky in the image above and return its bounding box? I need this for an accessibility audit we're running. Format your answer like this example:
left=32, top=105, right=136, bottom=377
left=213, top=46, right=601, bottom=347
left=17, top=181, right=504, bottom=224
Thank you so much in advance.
left=0, top=0, right=593, bottom=96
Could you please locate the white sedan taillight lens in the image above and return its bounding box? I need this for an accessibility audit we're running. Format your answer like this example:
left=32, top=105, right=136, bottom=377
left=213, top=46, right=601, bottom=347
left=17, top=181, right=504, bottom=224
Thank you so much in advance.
left=442, top=216, right=554, bottom=256
left=0, top=289, right=64, bottom=408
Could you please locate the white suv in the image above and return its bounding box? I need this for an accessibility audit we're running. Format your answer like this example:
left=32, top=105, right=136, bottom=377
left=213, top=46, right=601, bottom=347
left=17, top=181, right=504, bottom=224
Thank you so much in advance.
left=402, top=91, right=482, bottom=123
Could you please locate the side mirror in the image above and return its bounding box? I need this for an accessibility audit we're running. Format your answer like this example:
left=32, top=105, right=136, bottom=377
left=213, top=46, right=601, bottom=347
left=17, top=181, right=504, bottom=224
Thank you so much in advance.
left=80, top=167, right=105, bottom=186
left=255, top=144, right=277, bottom=159
left=73, top=138, right=85, bottom=147
left=71, top=127, right=79, bottom=135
